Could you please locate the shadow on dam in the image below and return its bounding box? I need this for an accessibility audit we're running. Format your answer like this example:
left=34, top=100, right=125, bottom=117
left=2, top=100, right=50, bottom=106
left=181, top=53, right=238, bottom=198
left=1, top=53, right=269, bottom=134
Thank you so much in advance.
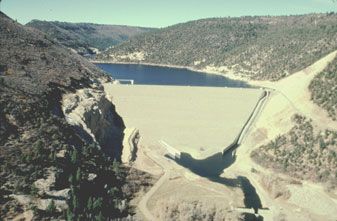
left=165, top=147, right=263, bottom=217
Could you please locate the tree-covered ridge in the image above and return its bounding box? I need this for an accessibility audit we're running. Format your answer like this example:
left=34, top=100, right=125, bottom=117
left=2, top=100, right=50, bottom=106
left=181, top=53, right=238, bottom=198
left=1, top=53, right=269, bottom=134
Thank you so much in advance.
left=251, top=115, right=337, bottom=190
left=100, top=13, right=337, bottom=81
left=309, top=57, right=337, bottom=120
left=26, top=20, right=155, bottom=53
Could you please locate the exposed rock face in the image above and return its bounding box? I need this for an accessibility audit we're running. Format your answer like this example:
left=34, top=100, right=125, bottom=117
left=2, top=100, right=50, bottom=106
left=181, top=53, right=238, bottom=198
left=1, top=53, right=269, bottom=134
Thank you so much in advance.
left=62, top=88, right=125, bottom=159
left=0, top=12, right=126, bottom=219
left=121, top=128, right=140, bottom=164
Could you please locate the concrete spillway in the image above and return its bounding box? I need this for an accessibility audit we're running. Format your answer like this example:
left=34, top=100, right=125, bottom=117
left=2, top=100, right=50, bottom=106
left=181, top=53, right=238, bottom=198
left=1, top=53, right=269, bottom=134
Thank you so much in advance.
left=223, top=90, right=269, bottom=154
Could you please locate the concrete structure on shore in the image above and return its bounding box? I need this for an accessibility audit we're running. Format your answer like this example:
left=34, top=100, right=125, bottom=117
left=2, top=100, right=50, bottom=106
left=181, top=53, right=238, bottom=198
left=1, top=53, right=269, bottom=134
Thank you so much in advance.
left=104, top=84, right=264, bottom=159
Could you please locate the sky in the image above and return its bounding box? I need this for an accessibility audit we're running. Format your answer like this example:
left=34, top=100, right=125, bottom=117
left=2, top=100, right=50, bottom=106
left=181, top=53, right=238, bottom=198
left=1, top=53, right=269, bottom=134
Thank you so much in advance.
left=1, top=0, right=337, bottom=28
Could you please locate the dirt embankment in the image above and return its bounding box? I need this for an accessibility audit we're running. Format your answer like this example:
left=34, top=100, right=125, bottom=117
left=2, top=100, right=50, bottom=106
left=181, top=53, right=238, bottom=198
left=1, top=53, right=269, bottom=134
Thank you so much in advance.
left=227, top=50, right=337, bottom=221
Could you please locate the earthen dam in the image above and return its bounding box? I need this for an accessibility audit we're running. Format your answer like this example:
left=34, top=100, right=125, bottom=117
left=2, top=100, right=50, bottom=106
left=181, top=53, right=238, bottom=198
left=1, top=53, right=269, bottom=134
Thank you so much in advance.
left=104, top=84, right=267, bottom=159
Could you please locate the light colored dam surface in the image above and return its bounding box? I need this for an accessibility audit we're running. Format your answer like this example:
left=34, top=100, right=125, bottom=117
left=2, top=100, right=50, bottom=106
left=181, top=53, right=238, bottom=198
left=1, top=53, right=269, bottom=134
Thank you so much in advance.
left=105, top=84, right=264, bottom=159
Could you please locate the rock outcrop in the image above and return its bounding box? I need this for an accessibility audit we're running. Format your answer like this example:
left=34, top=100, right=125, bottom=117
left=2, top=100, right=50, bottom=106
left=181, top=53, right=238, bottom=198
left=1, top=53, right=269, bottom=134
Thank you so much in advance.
left=0, top=11, right=126, bottom=219
left=62, top=87, right=125, bottom=159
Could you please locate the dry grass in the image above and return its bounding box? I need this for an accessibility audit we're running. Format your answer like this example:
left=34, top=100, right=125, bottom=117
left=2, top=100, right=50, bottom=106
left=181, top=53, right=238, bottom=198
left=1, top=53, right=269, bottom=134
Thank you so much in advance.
left=154, top=198, right=241, bottom=221
left=258, top=175, right=291, bottom=200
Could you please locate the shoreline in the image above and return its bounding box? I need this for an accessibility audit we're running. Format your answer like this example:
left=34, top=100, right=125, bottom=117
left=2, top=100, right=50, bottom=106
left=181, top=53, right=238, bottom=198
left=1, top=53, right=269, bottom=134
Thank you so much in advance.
left=90, top=59, right=251, bottom=83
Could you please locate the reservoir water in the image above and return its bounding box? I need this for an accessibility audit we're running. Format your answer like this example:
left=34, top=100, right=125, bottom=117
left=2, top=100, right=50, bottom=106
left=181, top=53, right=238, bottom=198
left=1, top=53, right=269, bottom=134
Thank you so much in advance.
left=97, top=63, right=250, bottom=88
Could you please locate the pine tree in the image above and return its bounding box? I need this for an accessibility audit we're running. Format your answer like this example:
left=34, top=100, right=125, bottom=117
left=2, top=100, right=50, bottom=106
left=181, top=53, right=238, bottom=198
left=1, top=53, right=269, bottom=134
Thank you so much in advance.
left=71, top=149, right=78, bottom=165
left=96, top=211, right=104, bottom=221
left=112, top=160, right=120, bottom=175
left=72, top=194, right=79, bottom=212
left=66, top=208, right=74, bottom=221
left=76, top=168, right=81, bottom=182
left=30, top=185, right=39, bottom=196
left=68, top=174, right=75, bottom=185
left=93, top=197, right=103, bottom=211
left=108, top=187, right=116, bottom=197
left=46, top=200, right=57, bottom=214
left=86, top=197, right=93, bottom=212
left=48, top=150, right=56, bottom=162
left=33, top=139, right=44, bottom=160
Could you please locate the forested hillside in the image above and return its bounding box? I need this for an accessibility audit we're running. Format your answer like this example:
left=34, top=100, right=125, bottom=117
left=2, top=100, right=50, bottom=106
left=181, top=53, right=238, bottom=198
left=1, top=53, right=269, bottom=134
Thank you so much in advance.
left=99, top=13, right=337, bottom=81
left=309, top=57, right=337, bottom=120
left=251, top=115, right=337, bottom=190
left=27, top=20, right=155, bottom=55
left=0, top=12, right=152, bottom=220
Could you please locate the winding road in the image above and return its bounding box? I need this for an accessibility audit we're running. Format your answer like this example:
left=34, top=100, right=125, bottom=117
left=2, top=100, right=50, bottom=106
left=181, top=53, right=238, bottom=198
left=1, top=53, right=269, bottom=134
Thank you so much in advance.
left=138, top=148, right=171, bottom=221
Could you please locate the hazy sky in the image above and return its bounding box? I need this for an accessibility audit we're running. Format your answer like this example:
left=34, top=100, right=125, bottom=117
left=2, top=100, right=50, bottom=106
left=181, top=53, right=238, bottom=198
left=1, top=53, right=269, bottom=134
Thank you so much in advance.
left=1, top=0, right=337, bottom=27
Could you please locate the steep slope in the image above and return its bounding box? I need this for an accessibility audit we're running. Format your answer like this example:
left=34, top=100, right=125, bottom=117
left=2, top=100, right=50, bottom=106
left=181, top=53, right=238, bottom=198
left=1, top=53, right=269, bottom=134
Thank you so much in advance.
left=0, top=12, right=124, bottom=154
left=26, top=20, right=155, bottom=55
left=99, top=13, right=337, bottom=81
left=251, top=114, right=337, bottom=188
left=0, top=12, right=149, bottom=220
left=227, top=51, right=337, bottom=220
left=247, top=51, right=337, bottom=185
left=309, top=57, right=337, bottom=121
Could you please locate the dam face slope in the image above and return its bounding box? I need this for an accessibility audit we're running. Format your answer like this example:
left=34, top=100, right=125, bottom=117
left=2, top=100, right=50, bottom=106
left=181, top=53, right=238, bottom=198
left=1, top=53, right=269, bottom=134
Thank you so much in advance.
left=105, top=84, right=263, bottom=159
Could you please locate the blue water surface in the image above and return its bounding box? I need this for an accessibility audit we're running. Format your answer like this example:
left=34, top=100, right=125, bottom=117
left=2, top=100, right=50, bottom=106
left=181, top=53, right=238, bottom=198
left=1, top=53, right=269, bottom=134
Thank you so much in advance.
left=97, top=63, right=250, bottom=88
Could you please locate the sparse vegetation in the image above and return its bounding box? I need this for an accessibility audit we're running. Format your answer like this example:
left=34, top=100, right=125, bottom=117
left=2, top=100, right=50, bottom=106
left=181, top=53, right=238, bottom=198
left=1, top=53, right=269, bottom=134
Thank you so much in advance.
left=251, top=115, right=337, bottom=190
left=2, top=6, right=337, bottom=220
left=154, top=198, right=242, bottom=221
left=27, top=20, right=155, bottom=55
left=259, top=175, right=291, bottom=199
left=309, top=57, right=337, bottom=120
left=100, top=13, right=337, bottom=81
left=0, top=12, right=154, bottom=220
left=46, top=200, right=57, bottom=214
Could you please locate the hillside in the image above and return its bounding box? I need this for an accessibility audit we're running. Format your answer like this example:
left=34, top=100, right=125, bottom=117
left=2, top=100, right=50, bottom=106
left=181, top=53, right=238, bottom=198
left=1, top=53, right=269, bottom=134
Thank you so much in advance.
left=0, top=12, right=151, bottom=220
left=246, top=49, right=337, bottom=187
left=26, top=20, right=155, bottom=55
left=99, top=13, right=337, bottom=81
left=309, top=57, right=337, bottom=120
left=251, top=115, right=337, bottom=191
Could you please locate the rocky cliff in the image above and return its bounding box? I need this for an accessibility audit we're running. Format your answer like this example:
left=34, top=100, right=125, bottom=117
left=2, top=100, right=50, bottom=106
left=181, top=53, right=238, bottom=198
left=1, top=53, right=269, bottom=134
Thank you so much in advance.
left=0, top=10, right=125, bottom=160
left=62, top=87, right=125, bottom=159
left=0, top=12, right=129, bottom=220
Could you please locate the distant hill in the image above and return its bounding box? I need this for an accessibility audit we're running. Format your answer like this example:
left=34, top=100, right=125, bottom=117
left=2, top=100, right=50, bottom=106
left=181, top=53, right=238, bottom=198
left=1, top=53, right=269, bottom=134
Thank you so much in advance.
left=99, top=13, right=337, bottom=81
left=26, top=20, right=155, bottom=55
